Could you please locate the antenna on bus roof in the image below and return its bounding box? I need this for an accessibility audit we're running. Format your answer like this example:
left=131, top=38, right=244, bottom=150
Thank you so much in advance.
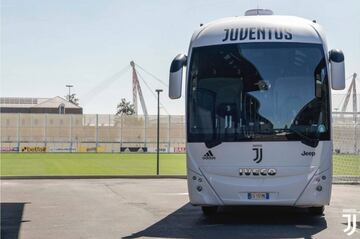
left=245, top=9, right=274, bottom=16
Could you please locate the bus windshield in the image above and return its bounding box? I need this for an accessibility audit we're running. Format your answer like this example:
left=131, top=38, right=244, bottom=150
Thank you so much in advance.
left=187, top=42, right=330, bottom=144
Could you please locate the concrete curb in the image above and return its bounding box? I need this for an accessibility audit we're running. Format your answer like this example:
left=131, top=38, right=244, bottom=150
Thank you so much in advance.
left=0, top=175, right=187, bottom=180
left=332, top=181, right=360, bottom=185
left=333, top=176, right=360, bottom=184
left=1, top=176, right=358, bottom=184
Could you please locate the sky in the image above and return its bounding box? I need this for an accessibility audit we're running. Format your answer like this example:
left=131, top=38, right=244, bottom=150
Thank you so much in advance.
left=1, top=0, right=359, bottom=115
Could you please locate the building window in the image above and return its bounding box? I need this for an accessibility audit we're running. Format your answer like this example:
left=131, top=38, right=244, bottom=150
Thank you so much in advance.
left=59, top=104, right=65, bottom=114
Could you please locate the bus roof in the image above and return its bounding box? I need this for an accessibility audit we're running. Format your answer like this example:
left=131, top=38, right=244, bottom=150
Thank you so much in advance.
left=190, top=16, right=325, bottom=48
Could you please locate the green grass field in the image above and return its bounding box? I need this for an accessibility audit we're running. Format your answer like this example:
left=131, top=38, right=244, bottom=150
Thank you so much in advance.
left=0, top=153, right=186, bottom=176
left=333, top=154, right=360, bottom=176
left=0, top=153, right=359, bottom=177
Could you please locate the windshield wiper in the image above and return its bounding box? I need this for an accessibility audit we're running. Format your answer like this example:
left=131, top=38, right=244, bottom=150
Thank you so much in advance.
left=275, top=128, right=319, bottom=148
left=291, top=128, right=319, bottom=148
left=205, top=139, right=222, bottom=148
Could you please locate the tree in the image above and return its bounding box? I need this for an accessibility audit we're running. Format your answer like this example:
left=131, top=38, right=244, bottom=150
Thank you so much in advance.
left=66, top=93, right=80, bottom=106
left=116, top=98, right=135, bottom=116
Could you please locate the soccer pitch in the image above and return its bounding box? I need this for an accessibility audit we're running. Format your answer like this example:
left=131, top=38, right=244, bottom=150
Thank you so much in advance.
left=0, top=153, right=359, bottom=177
left=0, top=153, right=186, bottom=176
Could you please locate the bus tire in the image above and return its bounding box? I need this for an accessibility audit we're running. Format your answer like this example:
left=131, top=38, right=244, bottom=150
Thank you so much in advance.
left=308, top=206, right=325, bottom=216
left=201, top=206, right=218, bottom=216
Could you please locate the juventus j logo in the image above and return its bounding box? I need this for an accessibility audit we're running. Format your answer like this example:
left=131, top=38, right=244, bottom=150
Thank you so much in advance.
left=253, top=145, right=263, bottom=163
left=342, top=209, right=359, bottom=236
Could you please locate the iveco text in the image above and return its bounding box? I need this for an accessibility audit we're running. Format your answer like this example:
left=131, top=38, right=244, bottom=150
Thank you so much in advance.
left=168, top=9, right=345, bottom=216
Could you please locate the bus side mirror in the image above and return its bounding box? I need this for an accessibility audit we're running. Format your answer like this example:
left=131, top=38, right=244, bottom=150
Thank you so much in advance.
left=169, top=54, right=187, bottom=99
left=329, top=49, right=345, bottom=90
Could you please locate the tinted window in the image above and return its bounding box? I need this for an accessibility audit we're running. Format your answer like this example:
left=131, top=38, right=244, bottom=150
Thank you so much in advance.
left=187, top=43, right=330, bottom=143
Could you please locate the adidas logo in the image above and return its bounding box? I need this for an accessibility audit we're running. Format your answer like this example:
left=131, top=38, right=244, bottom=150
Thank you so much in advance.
left=202, top=150, right=216, bottom=160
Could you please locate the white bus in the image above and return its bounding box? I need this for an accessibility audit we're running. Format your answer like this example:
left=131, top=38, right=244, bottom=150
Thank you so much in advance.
left=169, top=9, right=345, bottom=216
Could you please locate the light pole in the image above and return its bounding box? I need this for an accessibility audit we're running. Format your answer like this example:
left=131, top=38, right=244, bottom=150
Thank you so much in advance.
left=66, top=84, right=73, bottom=101
left=156, top=89, right=163, bottom=175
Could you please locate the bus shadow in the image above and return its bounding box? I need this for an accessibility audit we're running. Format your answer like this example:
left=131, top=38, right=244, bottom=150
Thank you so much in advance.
left=1, top=202, right=29, bottom=239
left=124, top=203, right=327, bottom=239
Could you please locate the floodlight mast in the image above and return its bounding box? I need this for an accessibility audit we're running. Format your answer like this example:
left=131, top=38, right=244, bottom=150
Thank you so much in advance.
left=65, top=84, right=73, bottom=101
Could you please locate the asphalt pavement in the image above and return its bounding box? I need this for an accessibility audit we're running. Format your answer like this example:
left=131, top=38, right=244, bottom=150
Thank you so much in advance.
left=1, top=179, right=359, bottom=239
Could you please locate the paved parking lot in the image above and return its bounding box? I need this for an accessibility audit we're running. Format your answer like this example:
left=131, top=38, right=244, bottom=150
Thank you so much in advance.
left=1, top=179, right=359, bottom=239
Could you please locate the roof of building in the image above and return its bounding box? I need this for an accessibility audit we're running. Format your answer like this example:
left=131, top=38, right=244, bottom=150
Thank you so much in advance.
left=0, top=96, right=82, bottom=109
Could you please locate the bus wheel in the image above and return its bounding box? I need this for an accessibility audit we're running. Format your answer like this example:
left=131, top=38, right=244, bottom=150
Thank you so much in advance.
left=308, top=206, right=325, bottom=216
left=201, top=206, right=218, bottom=216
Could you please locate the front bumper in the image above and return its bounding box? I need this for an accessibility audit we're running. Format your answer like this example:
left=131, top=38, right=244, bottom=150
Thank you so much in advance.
left=187, top=167, right=332, bottom=207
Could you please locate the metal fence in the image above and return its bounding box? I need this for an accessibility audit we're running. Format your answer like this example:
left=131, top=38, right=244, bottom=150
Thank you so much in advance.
left=0, top=114, right=186, bottom=153
left=1, top=113, right=359, bottom=182
left=332, top=112, right=359, bottom=183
